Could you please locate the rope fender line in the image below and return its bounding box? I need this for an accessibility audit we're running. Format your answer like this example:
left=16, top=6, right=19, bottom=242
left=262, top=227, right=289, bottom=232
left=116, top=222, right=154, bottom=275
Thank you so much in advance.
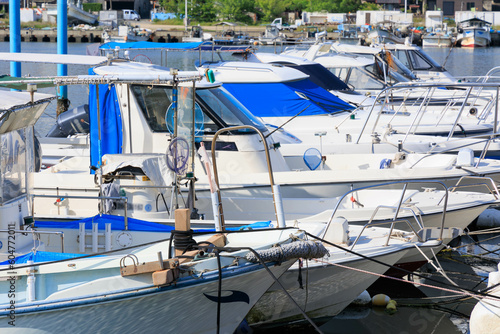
left=304, top=232, right=500, bottom=302
left=313, top=258, right=500, bottom=303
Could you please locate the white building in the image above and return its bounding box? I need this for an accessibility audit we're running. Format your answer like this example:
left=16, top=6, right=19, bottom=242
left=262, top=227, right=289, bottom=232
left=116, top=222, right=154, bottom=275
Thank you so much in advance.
left=21, top=8, right=43, bottom=23
left=455, top=11, right=500, bottom=26
left=301, top=11, right=347, bottom=25
left=356, top=10, right=413, bottom=26
left=425, top=11, right=444, bottom=28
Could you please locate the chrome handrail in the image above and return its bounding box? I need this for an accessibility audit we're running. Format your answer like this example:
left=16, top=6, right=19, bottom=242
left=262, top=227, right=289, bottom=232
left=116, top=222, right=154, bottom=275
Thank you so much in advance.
left=355, top=81, right=500, bottom=147
left=0, top=229, right=65, bottom=253
left=447, top=175, right=500, bottom=198
left=211, top=125, right=284, bottom=230
left=31, top=194, right=129, bottom=230
left=322, top=180, right=449, bottom=247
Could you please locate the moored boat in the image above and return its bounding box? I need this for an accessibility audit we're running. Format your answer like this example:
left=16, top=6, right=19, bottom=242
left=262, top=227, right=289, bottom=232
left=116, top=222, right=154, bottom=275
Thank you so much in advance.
left=0, top=222, right=308, bottom=333
left=422, top=30, right=454, bottom=48
left=457, top=18, right=491, bottom=47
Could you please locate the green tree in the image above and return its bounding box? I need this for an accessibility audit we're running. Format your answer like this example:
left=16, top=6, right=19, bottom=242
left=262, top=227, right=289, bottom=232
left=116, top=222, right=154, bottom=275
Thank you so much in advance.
left=255, top=0, right=291, bottom=21
left=338, top=0, right=361, bottom=13
left=359, top=2, right=381, bottom=10
left=288, top=0, right=308, bottom=12
left=159, top=0, right=182, bottom=15
left=305, top=0, right=332, bottom=12
left=191, top=0, right=217, bottom=22
left=218, top=0, right=255, bottom=23
left=302, top=0, right=362, bottom=13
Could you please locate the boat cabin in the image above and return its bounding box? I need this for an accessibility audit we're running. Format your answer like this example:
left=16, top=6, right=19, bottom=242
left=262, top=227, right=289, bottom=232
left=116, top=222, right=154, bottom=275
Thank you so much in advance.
left=89, top=61, right=289, bottom=174
left=459, top=18, right=491, bottom=31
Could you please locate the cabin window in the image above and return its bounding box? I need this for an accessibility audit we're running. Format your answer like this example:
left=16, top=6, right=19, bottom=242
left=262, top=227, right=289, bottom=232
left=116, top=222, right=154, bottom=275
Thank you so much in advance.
left=131, top=85, right=266, bottom=135
left=408, top=51, right=433, bottom=70
left=131, top=85, right=172, bottom=132
left=347, top=67, right=384, bottom=90
left=392, top=50, right=411, bottom=69
left=329, top=68, right=348, bottom=82
left=132, top=85, right=216, bottom=134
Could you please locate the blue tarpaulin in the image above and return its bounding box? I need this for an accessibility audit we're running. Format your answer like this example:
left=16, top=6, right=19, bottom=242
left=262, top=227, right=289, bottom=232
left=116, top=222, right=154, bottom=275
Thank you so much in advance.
left=0, top=251, right=90, bottom=265
left=99, top=41, right=204, bottom=50
left=89, top=68, right=122, bottom=171
left=99, top=41, right=251, bottom=52
left=34, top=214, right=272, bottom=232
left=151, top=13, right=178, bottom=21
left=34, top=214, right=175, bottom=232
left=223, top=79, right=354, bottom=117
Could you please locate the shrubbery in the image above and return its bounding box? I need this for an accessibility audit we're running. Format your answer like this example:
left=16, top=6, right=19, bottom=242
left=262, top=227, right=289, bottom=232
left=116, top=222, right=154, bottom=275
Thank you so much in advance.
left=82, top=3, right=102, bottom=12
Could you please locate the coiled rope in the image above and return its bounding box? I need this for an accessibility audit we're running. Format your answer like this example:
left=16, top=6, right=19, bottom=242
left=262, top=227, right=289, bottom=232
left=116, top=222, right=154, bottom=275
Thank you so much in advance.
left=245, top=240, right=329, bottom=263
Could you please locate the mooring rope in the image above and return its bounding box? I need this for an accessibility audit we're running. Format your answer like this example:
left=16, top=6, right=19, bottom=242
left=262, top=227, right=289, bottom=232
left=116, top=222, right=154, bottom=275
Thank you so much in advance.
left=312, top=258, right=499, bottom=303
left=304, top=232, right=500, bottom=302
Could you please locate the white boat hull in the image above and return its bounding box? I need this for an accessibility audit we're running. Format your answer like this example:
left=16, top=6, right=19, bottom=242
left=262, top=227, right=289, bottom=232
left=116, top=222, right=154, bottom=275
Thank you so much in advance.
left=249, top=249, right=404, bottom=324
left=422, top=35, right=453, bottom=48
left=0, top=262, right=292, bottom=333
left=458, top=29, right=490, bottom=47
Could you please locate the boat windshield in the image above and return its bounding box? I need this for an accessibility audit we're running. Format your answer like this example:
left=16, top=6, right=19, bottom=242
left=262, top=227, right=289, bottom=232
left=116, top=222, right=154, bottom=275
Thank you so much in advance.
left=380, top=52, right=417, bottom=81
left=329, top=66, right=385, bottom=90
left=196, top=86, right=268, bottom=133
left=131, top=85, right=267, bottom=135
left=392, top=48, right=443, bottom=71
left=364, top=59, right=411, bottom=85
left=272, top=62, right=350, bottom=91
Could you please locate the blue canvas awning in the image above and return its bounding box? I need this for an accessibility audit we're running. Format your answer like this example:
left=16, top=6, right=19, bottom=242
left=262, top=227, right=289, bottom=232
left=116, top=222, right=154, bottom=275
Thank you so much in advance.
left=223, top=79, right=355, bottom=117
left=88, top=68, right=122, bottom=171
left=99, top=41, right=204, bottom=50
left=0, top=251, right=91, bottom=265
left=99, top=41, right=252, bottom=53
left=34, top=214, right=175, bottom=232
left=34, top=214, right=272, bottom=232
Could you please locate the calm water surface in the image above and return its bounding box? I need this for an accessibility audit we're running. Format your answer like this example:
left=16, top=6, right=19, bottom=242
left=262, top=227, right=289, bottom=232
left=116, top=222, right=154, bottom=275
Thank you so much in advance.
left=1, top=42, right=499, bottom=333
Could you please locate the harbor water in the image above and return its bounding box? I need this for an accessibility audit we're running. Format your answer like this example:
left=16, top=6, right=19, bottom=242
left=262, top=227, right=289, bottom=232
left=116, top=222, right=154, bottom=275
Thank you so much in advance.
left=1, top=42, right=500, bottom=333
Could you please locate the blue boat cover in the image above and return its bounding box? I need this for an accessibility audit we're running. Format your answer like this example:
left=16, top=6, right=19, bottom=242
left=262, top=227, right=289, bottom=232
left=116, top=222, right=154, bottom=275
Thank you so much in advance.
left=1, top=220, right=273, bottom=265
left=34, top=214, right=175, bottom=232
left=0, top=251, right=89, bottom=265
left=34, top=214, right=272, bottom=232
left=99, top=41, right=251, bottom=52
left=89, top=68, right=122, bottom=172
left=223, top=79, right=354, bottom=117
left=100, top=41, right=204, bottom=50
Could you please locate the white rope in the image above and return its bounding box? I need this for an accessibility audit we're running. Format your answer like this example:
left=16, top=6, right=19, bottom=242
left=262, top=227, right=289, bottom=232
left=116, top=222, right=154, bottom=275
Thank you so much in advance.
left=312, top=258, right=499, bottom=302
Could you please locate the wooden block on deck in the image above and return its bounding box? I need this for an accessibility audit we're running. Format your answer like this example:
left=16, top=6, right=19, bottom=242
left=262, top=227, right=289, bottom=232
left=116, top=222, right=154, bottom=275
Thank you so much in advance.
left=153, top=268, right=179, bottom=286
left=176, top=249, right=200, bottom=262
left=204, top=233, right=227, bottom=248
left=175, top=208, right=191, bottom=231
left=121, top=259, right=179, bottom=277
left=173, top=234, right=227, bottom=258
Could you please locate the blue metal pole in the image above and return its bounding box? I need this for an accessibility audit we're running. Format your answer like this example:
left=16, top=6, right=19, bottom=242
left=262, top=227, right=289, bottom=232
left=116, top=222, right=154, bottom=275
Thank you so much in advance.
left=9, top=0, right=21, bottom=77
left=57, top=0, right=67, bottom=100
